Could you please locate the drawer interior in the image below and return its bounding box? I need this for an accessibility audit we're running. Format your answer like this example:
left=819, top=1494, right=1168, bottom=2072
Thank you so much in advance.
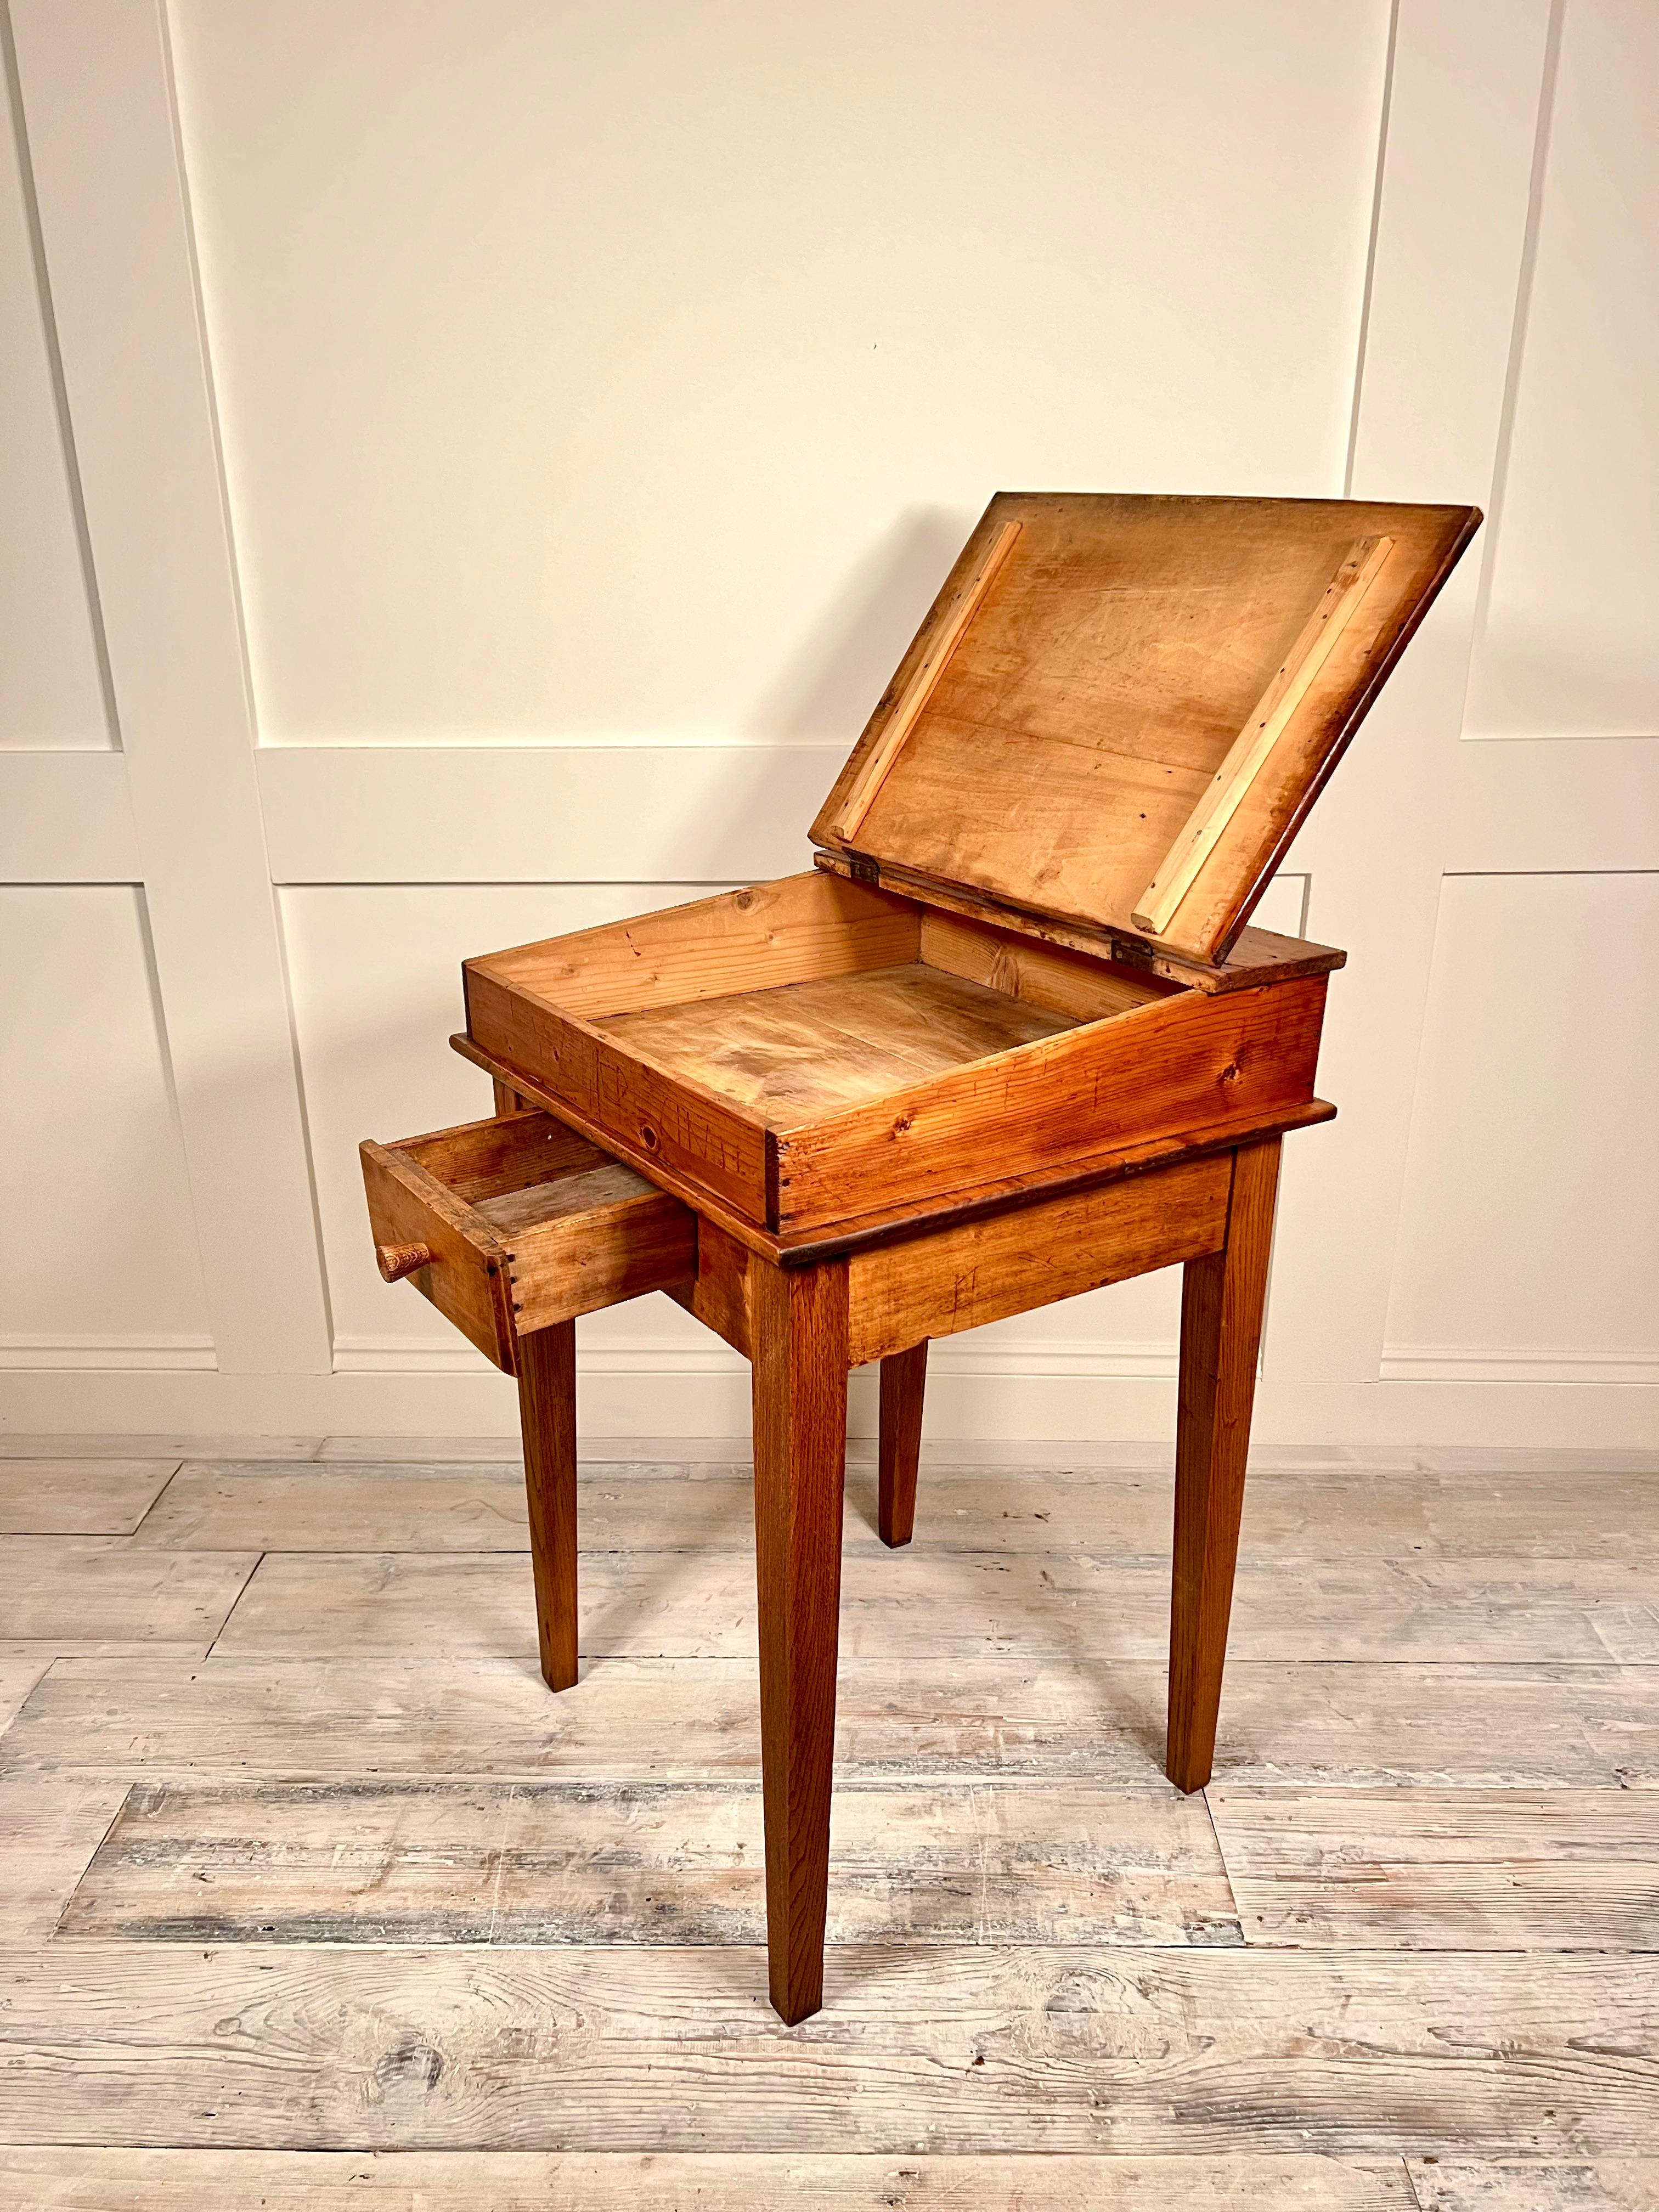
left=361, top=1110, right=696, bottom=1371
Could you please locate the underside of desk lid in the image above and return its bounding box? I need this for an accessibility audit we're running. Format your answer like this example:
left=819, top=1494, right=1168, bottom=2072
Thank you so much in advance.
left=810, top=492, right=1481, bottom=965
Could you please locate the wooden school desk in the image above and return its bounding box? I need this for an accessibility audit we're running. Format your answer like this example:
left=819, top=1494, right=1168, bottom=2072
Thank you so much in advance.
left=362, top=492, right=1480, bottom=2022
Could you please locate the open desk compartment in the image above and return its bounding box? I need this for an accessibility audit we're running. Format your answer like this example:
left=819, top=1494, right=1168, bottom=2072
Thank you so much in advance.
left=461, top=492, right=1479, bottom=1240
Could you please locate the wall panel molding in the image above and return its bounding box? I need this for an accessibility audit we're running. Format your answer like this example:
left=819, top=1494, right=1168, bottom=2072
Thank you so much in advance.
left=257, top=743, right=840, bottom=885
left=9, top=0, right=330, bottom=1375
left=0, top=1333, right=216, bottom=1372
left=2, top=1, right=1650, bottom=1446
left=1446, top=738, right=1659, bottom=874
left=0, top=749, right=137, bottom=879
left=1266, top=0, right=1562, bottom=1389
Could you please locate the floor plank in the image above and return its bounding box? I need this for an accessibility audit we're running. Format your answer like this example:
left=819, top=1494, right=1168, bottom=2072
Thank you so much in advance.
left=126, top=1463, right=1659, bottom=1558
left=0, top=1537, right=259, bottom=1648
left=0, top=1435, right=320, bottom=1460
left=0, top=1645, right=54, bottom=1735
left=0, top=1460, right=181, bottom=1534
left=57, top=1778, right=1239, bottom=1949
left=0, top=1777, right=129, bottom=1942
left=0, top=2148, right=1420, bottom=2210
left=213, top=1546, right=1659, bottom=1663
left=1, top=1945, right=1653, bottom=2153
left=1406, top=2159, right=1659, bottom=2209
left=4, top=1656, right=1653, bottom=1788
left=1210, top=1788, right=1659, bottom=1950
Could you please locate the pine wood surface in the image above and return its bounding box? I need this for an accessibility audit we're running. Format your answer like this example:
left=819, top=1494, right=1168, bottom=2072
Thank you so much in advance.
left=3, top=1453, right=1656, bottom=2187
left=0, top=1458, right=181, bottom=1534
left=460, top=864, right=1328, bottom=1237
left=125, top=1458, right=1659, bottom=1558
left=596, top=961, right=1077, bottom=1121
left=812, top=846, right=1350, bottom=996
left=809, top=492, right=1479, bottom=961
left=210, top=1545, right=1659, bottom=1665
left=0, top=2148, right=1445, bottom=2210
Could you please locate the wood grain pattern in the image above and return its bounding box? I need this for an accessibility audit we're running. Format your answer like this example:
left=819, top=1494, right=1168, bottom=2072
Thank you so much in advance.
left=6, top=1656, right=1653, bottom=1788
left=919, top=908, right=1175, bottom=1022
left=0, top=1538, right=259, bottom=1649
left=665, top=1214, right=753, bottom=1358
left=0, top=1646, right=54, bottom=1734
left=845, top=1153, right=1229, bottom=1365
left=4, top=1449, right=1659, bottom=2180
left=877, top=1343, right=927, bottom=1549
left=0, top=1460, right=180, bottom=1535
left=1210, top=1788, right=1659, bottom=1951
left=1406, top=2160, right=1659, bottom=2210
left=0, top=1775, right=128, bottom=1942
left=1, top=1944, right=1652, bottom=2152
left=517, top=1322, right=578, bottom=1693
left=814, top=847, right=1349, bottom=995
left=467, top=873, right=920, bottom=1022
left=774, top=977, right=1325, bottom=1233
left=0, top=2149, right=1424, bottom=2210
left=749, top=1259, right=850, bottom=2020
left=1168, top=1140, right=1280, bottom=1791
left=832, top=518, right=1024, bottom=838
left=362, top=1112, right=695, bottom=1368
left=207, top=1546, right=1659, bottom=1667
left=454, top=1019, right=1336, bottom=1267
left=1133, top=535, right=1393, bottom=936
left=462, top=966, right=772, bottom=1222
left=598, top=961, right=1075, bottom=1122
left=125, top=1461, right=1659, bottom=1562
left=359, top=1137, right=515, bottom=1368
left=811, top=492, right=1479, bottom=961
left=59, top=1778, right=1238, bottom=1949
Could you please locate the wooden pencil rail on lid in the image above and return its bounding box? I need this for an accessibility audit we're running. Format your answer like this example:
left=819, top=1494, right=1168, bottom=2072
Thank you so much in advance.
left=363, top=489, right=1481, bottom=2024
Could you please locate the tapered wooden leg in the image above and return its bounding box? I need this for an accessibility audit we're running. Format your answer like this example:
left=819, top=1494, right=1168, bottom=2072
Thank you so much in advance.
left=516, top=1320, right=578, bottom=1692
left=751, top=1257, right=850, bottom=2024
left=877, top=1340, right=928, bottom=1548
left=1167, top=1138, right=1280, bottom=1792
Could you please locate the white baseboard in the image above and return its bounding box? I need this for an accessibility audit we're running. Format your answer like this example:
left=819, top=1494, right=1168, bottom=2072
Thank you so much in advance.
left=1, top=1360, right=1654, bottom=1449
left=329, top=1333, right=1181, bottom=1382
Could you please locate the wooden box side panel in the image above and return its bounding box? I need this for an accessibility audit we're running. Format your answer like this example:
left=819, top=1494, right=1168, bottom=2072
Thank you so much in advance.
left=399, top=1109, right=612, bottom=1203
left=775, top=975, right=1328, bottom=1233
left=359, top=1141, right=515, bottom=1370
left=847, top=1151, right=1232, bottom=1365
left=465, top=966, right=772, bottom=1223
left=507, top=1190, right=696, bottom=1335
left=465, top=872, right=920, bottom=1022
left=918, top=907, right=1176, bottom=1024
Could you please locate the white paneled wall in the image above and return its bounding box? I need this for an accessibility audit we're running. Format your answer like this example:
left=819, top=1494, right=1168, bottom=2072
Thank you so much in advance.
left=0, top=888, right=207, bottom=1361
left=1464, top=0, right=1659, bottom=740
left=0, top=57, right=107, bottom=749
left=0, top=0, right=1653, bottom=1447
left=1386, top=874, right=1659, bottom=1384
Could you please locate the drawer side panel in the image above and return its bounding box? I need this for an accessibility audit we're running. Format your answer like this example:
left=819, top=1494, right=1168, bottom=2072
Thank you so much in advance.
left=504, top=1190, right=696, bottom=1333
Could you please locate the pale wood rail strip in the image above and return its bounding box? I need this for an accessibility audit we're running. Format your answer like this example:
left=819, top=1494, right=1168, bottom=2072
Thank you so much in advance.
left=1133, top=534, right=1393, bottom=936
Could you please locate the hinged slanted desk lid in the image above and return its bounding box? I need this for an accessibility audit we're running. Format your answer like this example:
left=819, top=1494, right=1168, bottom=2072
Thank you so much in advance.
left=811, top=492, right=1480, bottom=965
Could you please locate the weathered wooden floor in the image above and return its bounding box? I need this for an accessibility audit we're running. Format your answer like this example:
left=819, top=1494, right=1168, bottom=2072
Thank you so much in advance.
left=1, top=1437, right=1656, bottom=2209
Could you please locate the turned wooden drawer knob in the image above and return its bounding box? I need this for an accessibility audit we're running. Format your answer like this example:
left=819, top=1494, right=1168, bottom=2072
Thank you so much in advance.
left=377, top=1240, right=434, bottom=1283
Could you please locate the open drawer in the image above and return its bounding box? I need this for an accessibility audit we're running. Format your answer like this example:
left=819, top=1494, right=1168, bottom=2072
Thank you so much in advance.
left=360, top=1110, right=696, bottom=1374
